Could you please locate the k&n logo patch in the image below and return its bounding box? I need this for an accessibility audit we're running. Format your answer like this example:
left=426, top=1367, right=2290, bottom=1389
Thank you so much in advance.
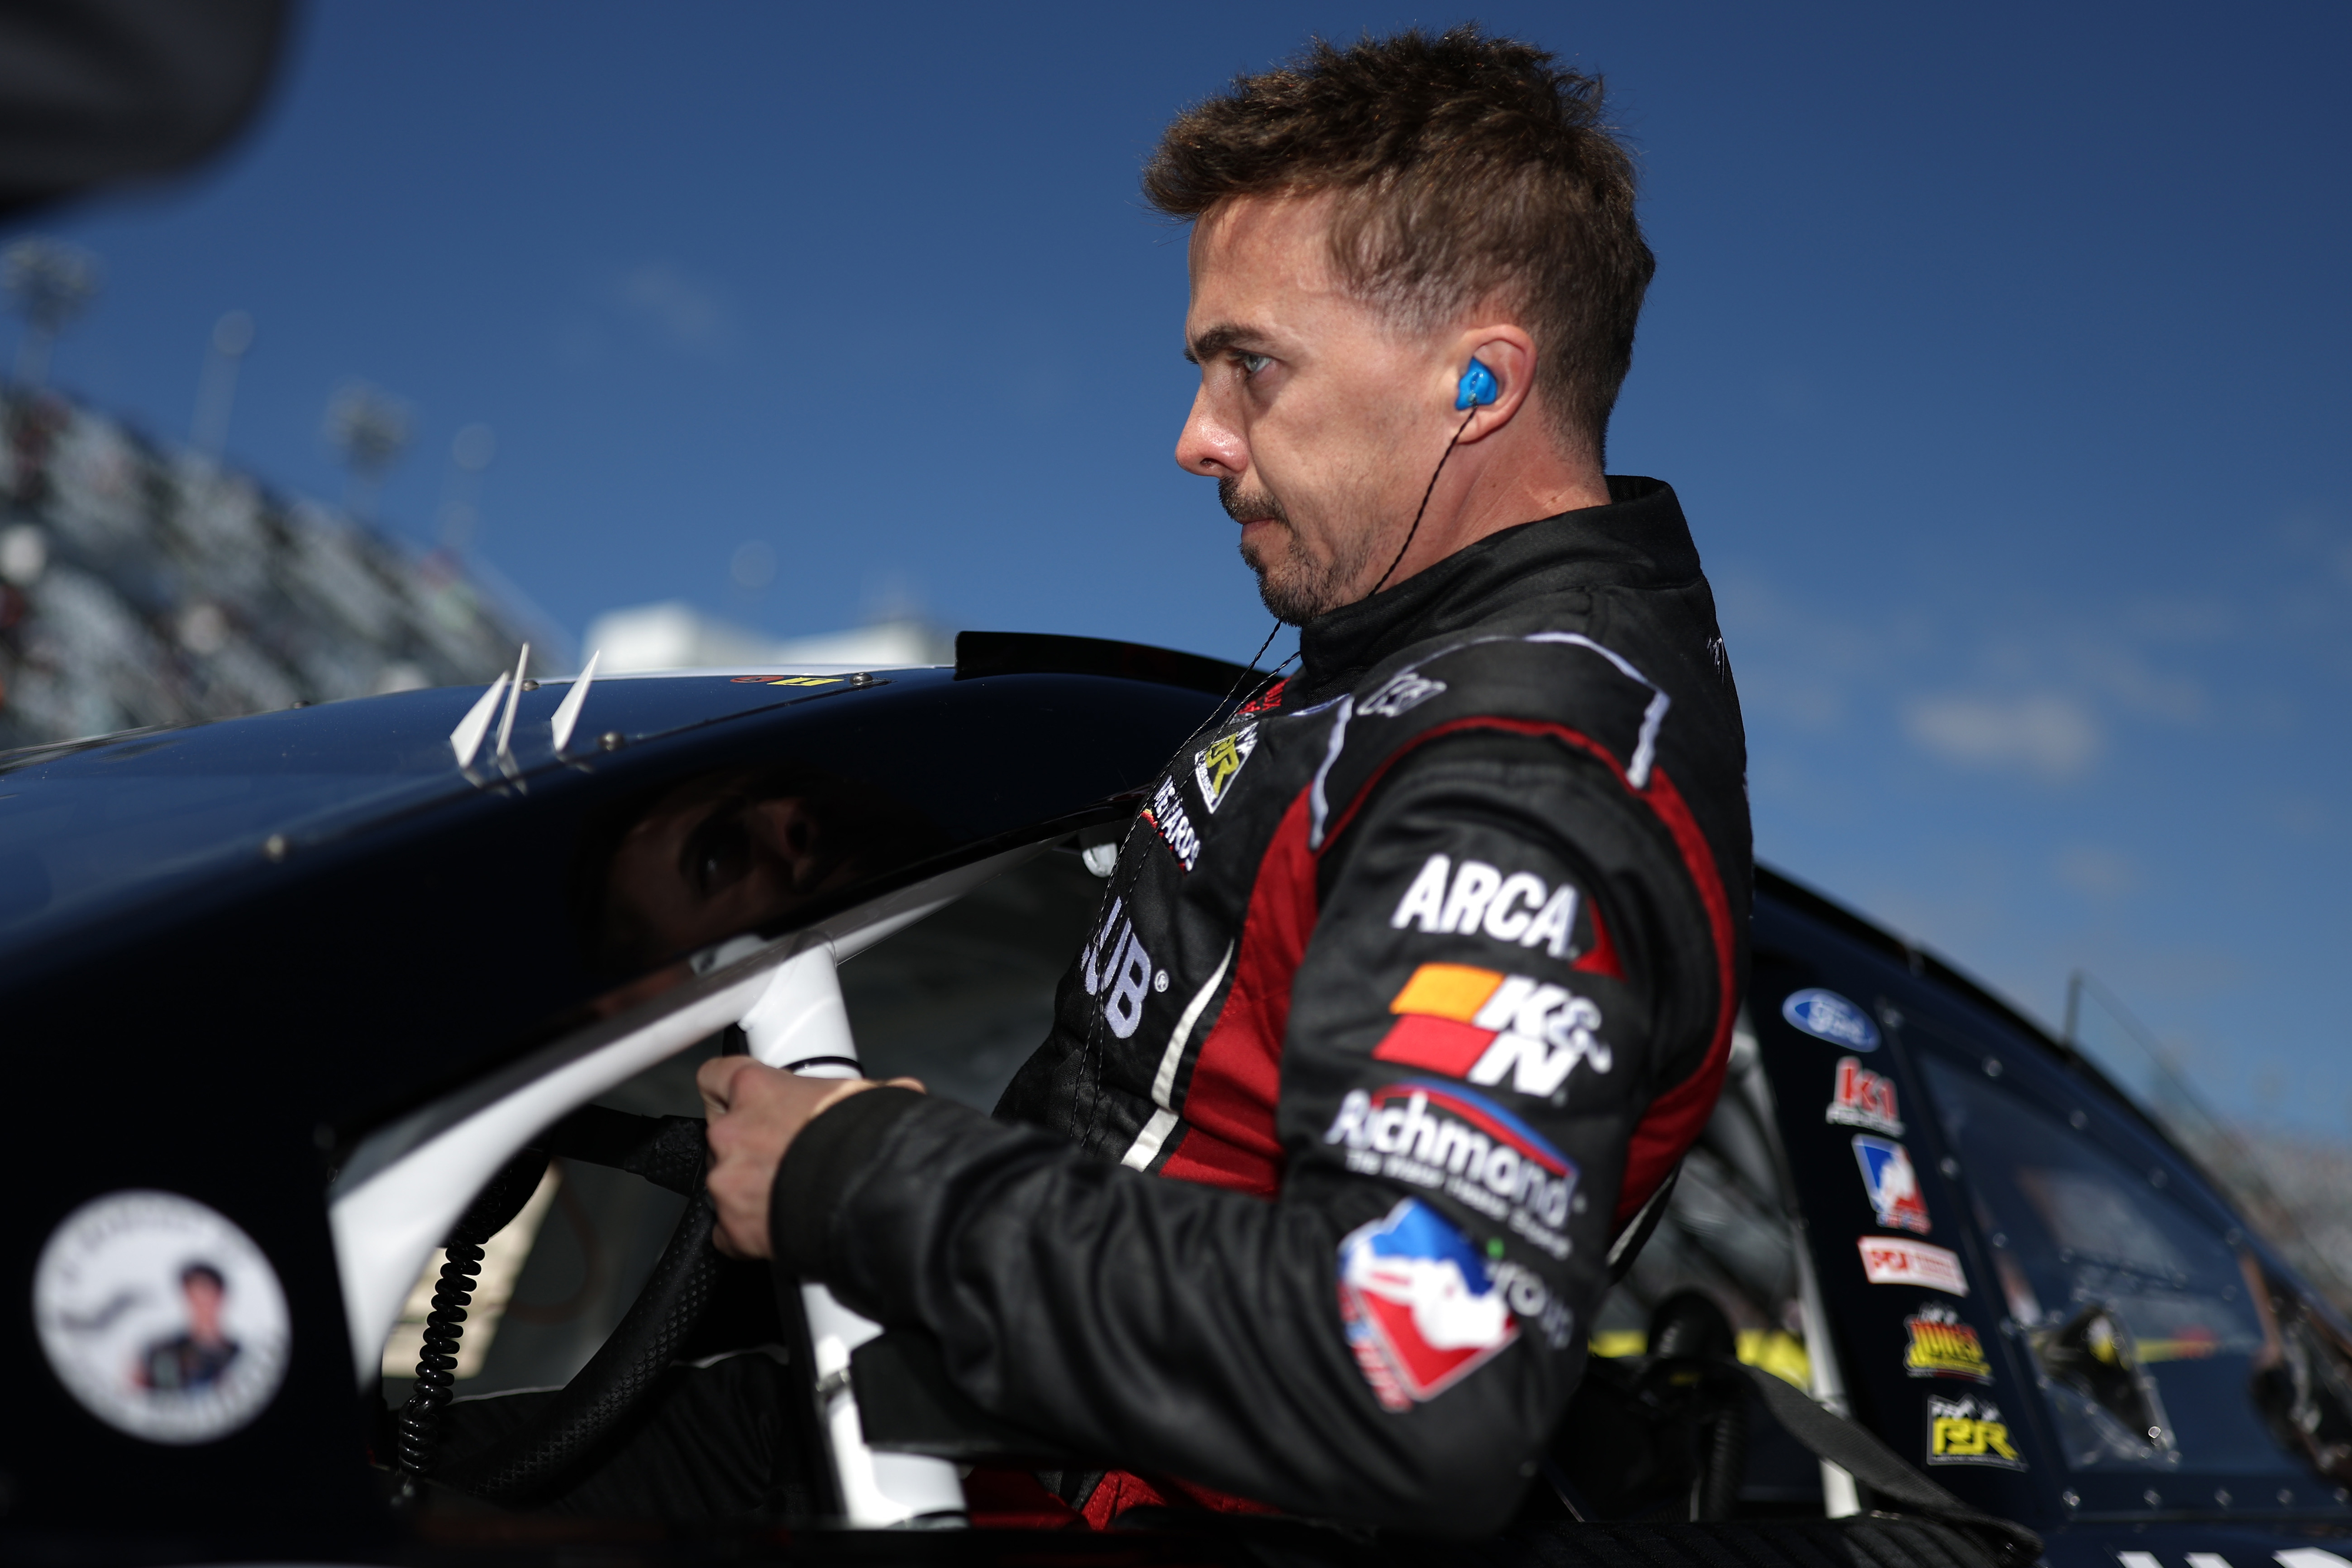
left=1370, top=962, right=1612, bottom=1100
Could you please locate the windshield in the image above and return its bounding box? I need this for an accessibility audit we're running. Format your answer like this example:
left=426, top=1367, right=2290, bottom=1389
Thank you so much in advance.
left=1923, top=1052, right=2352, bottom=1497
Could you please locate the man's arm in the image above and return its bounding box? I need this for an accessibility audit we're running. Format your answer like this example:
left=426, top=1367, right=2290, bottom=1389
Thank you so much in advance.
left=708, top=734, right=1726, bottom=1533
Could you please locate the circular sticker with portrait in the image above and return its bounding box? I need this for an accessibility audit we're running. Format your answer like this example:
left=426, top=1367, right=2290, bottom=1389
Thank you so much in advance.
left=32, top=1190, right=290, bottom=1444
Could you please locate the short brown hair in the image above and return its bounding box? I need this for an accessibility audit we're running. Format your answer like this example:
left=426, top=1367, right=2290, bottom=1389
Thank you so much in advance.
left=1145, top=26, right=1652, bottom=461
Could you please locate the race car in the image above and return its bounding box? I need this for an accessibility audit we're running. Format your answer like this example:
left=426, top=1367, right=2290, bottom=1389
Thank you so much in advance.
left=1, top=631, right=2346, bottom=1568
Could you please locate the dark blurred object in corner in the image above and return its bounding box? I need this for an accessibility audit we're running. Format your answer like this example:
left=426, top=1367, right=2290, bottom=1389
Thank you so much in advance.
left=0, top=0, right=291, bottom=223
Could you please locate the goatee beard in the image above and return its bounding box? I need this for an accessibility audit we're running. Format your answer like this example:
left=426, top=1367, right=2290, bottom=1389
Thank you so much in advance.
left=1224, top=478, right=1361, bottom=626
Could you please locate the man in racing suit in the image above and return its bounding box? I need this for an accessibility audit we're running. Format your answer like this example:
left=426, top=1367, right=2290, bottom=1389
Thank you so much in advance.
left=700, top=26, right=1750, bottom=1534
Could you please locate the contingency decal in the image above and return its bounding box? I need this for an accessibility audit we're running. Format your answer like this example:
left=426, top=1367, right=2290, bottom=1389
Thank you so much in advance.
left=1925, top=1393, right=2025, bottom=1469
left=1858, top=1236, right=1968, bottom=1296
left=34, top=1191, right=290, bottom=1445
left=1852, top=1135, right=1932, bottom=1234
left=1781, top=988, right=1880, bottom=1052
left=729, top=674, right=844, bottom=687
left=1825, top=1054, right=1903, bottom=1136
left=1324, top=1079, right=1579, bottom=1260
left=1192, top=723, right=1258, bottom=813
left=1338, top=1197, right=1516, bottom=1410
left=1370, top=962, right=1612, bottom=1100
left=1904, top=1303, right=1993, bottom=1382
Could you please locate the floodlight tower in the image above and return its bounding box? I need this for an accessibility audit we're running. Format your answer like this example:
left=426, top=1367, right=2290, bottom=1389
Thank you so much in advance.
left=2, top=238, right=101, bottom=390
left=324, top=381, right=413, bottom=521
left=437, top=422, right=495, bottom=554
left=190, top=310, right=256, bottom=458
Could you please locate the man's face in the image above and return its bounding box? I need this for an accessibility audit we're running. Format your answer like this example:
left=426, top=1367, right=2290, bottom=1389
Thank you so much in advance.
left=184, top=1275, right=224, bottom=1342
left=603, top=775, right=854, bottom=962
left=1176, top=195, right=1445, bottom=624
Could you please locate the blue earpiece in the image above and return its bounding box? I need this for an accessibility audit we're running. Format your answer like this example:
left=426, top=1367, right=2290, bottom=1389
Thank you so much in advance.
left=1454, top=356, right=1498, bottom=411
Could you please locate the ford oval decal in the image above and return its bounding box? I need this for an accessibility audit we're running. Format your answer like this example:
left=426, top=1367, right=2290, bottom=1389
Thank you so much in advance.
left=1781, top=988, right=1880, bottom=1052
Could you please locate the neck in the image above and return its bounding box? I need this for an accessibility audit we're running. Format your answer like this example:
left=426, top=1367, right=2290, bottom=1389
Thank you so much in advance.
left=1361, top=427, right=1608, bottom=602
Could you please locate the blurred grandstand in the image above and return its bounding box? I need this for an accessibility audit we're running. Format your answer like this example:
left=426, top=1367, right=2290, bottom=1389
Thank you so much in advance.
left=0, top=387, right=552, bottom=748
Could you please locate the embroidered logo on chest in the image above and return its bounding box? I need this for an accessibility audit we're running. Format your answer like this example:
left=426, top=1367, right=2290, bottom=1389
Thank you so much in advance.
left=1143, top=777, right=1200, bottom=872
left=1192, top=723, right=1258, bottom=813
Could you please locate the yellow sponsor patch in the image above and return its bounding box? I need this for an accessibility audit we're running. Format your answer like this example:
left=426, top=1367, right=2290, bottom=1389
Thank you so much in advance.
left=1925, top=1393, right=2025, bottom=1469
left=1389, top=962, right=1505, bottom=1022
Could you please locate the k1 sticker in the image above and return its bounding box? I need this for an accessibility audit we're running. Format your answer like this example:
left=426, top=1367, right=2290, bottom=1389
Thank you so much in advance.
left=34, top=1191, right=290, bottom=1443
left=1825, top=1055, right=1903, bottom=1136
left=1781, top=988, right=1880, bottom=1052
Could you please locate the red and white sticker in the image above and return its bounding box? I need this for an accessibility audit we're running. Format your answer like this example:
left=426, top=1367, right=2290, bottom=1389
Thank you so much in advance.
left=1857, top=1236, right=1968, bottom=1296
left=1825, top=1055, right=1903, bottom=1136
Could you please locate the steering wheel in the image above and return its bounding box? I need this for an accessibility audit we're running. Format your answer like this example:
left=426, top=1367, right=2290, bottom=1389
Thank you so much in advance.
left=412, top=1109, right=730, bottom=1506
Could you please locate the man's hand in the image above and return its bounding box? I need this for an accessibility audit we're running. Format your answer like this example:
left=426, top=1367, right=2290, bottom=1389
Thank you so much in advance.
left=696, top=1057, right=923, bottom=1259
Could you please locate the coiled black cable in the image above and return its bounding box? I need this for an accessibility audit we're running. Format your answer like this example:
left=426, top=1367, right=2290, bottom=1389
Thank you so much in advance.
left=390, top=1147, right=549, bottom=1491
left=397, top=1242, right=485, bottom=1475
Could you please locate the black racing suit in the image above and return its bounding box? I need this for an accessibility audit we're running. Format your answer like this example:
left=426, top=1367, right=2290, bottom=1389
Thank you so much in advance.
left=775, top=477, right=1752, bottom=1535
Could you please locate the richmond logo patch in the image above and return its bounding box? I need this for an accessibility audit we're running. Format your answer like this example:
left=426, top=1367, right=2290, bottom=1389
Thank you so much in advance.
left=1325, top=1079, right=1579, bottom=1258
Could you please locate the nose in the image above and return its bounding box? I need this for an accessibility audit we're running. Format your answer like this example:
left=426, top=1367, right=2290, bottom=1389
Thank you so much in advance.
left=1175, top=384, right=1245, bottom=480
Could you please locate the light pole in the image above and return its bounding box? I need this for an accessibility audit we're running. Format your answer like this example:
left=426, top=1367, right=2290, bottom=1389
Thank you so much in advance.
left=190, top=310, right=256, bottom=458
left=437, top=422, right=495, bottom=554
left=323, top=381, right=413, bottom=522
left=2, top=238, right=101, bottom=391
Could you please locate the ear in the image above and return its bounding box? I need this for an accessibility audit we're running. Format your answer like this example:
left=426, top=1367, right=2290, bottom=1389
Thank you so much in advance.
left=1442, top=325, right=1538, bottom=444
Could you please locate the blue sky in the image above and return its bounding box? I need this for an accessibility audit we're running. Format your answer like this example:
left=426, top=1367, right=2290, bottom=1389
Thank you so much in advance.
left=21, top=1, right=2352, bottom=1133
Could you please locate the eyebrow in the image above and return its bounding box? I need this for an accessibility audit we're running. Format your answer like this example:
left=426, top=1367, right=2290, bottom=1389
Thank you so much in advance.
left=1183, top=322, right=1273, bottom=365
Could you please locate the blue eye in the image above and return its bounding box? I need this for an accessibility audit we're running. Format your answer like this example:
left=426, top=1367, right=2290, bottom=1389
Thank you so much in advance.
left=1238, top=352, right=1272, bottom=376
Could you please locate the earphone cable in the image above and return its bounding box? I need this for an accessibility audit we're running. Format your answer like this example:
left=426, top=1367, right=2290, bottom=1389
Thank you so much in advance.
left=1365, top=404, right=1480, bottom=601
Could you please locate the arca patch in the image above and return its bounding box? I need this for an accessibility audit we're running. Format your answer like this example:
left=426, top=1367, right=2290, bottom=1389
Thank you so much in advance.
left=1324, top=1079, right=1579, bottom=1259
left=1905, top=1303, right=1993, bottom=1382
left=1338, top=1197, right=1515, bottom=1410
left=1926, top=1393, right=2024, bottom=1469
left=34, top=1191, right=291, bottom=1445
left=1371, top=962, right=1612, bottom=1100
left=1388, top=854, right=1618, bottom=975
left=1192, top=723, right=1257, bottom=813
left=1826, top=1055, right=1903, bottom=1136
left=1859, top=1236, right=1967, bottom=1296
left=1853, top=1135, right=1931, bottom=1233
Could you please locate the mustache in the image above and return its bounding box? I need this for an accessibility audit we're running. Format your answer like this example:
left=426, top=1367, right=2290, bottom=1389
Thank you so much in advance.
left=1218, top=477, right=1287, bottom=525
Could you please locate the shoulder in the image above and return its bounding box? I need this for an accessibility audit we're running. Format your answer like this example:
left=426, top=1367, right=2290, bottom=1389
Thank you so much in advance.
left=1307, top=631, right=1685, bottom=853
